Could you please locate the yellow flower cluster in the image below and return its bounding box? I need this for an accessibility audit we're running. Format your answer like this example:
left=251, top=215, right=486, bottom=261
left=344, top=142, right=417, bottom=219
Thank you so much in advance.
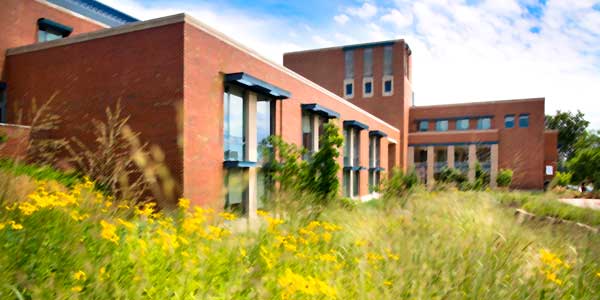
left=0, top=220, right=23, bottom=230
left=278, top=268, right=337, bottom=299
left=539, top=249, right=570, bottom=286
left=100, top=220, right=119, bottom=244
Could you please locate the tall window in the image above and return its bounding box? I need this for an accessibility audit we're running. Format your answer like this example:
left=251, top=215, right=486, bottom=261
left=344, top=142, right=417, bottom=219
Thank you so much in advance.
left=223, top=85, right=245, bottom=161
left=435, top=120, right=449, bottom=131
left=504, top=115, right=515, bottom=128
left=256, top=99, right=274, bottom=163
left=519, top=114, right=529, bottom=128
left=456, top=118, right=469, bottom=130
left=302, top=111, right=314, bottom=158
left=454, top=146, right=469, bottom=173
left=477, top=145, right=492, bottom=172
left=363, top=48, right=373, bottom=77
left=343, top=125, right=364, bottom=198
left=37, top=18, right=72, bottom=42
left=368, top=135, right=382, bottom=192
left=344, top=50, right=354, bottom=79
left=383, top=46, right=393, bottom=75
left=477, top=117, right=491, bottom=130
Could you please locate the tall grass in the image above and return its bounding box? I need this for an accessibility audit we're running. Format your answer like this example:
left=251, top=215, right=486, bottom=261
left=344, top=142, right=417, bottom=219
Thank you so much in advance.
left=1, top=178, right=600, bottom=299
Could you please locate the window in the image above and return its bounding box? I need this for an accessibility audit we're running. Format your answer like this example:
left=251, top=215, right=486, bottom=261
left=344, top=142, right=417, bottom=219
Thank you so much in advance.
left=369, top=135, right=382, bottom=192
left=435, top=120, right=448, bottom=131
left=505, top=115, right=515, bottom=128
left=434, top=147, right=448, bottom=176
left=454, top=146, right=469, bottom=173
left=343, top=123, right=366, bottom=198
left=456, top=118, right=469, bottom=130
left=223, top=85, right=246, bottom=161
left=363, top=78, right=373, bottom=97
left=224, top=168, right=246, bottom=212
left=418, top=120, right=429, bottom=132
left=519, top=114, right=529, bottom=128
left=476, top=145, right=492, bottom=172
left=344, top=50, right=354, bottom=79
left=477, top=117, right=491, bottom=130
left=37, top=18, right=72, bottom=42
left=363, top=48, right=373, bottom=77
left=383, top=78, right=393, bottom=95
left=302, top=111, right=314, bottom=158
left=256, top=99, right=274, bottom=163
left=344, top=80, right=353, bottom=98
left=414, top=147, right=428, bottom=183
left=383, top=46, right=393, bottom=75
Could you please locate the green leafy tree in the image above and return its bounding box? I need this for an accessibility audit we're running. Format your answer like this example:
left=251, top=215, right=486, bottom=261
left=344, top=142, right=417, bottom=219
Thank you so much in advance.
left=545, top=110, right=590, bottom=163
left=567, top=148, right=600, bottom=188
left=496, top=169, right=513, bottom=188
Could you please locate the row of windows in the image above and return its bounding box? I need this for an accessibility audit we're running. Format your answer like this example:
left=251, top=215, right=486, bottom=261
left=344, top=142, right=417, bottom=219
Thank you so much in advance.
left=344, top=46, right=393, bottom=79
left=344, top=76, right=393, bottom=99
left=418, top=117, right=491, bottom=132
left=341, top=127, right=384, bottom=197
left=417, top=114, right=530, bottom=132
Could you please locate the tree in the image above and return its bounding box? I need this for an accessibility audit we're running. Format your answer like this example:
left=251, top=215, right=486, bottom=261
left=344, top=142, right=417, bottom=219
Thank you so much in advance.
left=567, top=148, right=600, bottom=188
left=573, top=130, right=600, bottom=151
left=545, top=110, right=590, bottom=162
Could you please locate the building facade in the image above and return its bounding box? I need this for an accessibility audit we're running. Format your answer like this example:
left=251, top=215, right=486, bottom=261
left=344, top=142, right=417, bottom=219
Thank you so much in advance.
left=0, top=1, right=557, bottom=213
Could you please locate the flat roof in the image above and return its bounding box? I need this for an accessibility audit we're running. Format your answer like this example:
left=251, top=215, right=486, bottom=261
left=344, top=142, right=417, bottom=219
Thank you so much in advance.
left=6, top=13, right=400, bottom=134
left=284, top=39, right=406, bottom=56
left=411, top=97, right=545, bottom=109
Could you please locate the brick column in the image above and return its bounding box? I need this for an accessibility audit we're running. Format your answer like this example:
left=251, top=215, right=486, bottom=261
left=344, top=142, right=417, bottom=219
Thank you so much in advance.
left=427, top=145, right=434, bottom=187
left=244, top=91, right=257, bottom=220
left=407, top=146, right=414, bottom=169
left=447, top=145, right=455, bottom=169
left=468, top=144, right=477, bottom=182
left=490, top=144, right=499, bottom=188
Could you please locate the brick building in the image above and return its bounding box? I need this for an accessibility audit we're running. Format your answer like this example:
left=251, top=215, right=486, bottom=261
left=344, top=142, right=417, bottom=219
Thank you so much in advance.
left=0, top=1, right=557, bottom=213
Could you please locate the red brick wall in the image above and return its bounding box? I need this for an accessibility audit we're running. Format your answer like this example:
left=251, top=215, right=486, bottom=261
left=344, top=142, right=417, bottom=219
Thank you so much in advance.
left=182, top=22, right=400, bottom=206
left=409, top=98, right=546, bottom=189
left=0, top=0, right=105, bottom=79
left=5, top=23, right=185, bottom=202
left=284, top=42, right=412, bottom=171
left=0, top=124, right=31, bottom=159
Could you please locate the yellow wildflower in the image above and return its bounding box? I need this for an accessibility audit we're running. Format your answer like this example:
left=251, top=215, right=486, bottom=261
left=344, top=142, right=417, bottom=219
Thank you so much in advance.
left=219, top=212, right=237, bottom=221
left=384, top=280, right=393, bottom=287
left=71, top=286, right=83, bottom=292
left=178, top=198, right=190, bottom=210
left=240, top=248, right=247, bottom=258
left=257, top=209, right=268, bottom=216
left=73, top=270, right=87, bottom=281
left=70, top=211, right=89, bottom=222
left=278, top=268, right=336, bottom=299
left=322, top=232, right=332, bottom=243
left=117, top=218, right=135, bottom=230
left=318, top=253, right=336, bottom=262
left=100, top=220, right=119, bottom=244
left=0, top=223, right=5, bottom=230
left=544, top=270, right=563, bottom=286
left=8, top=221, right=23, bottom=230
left=99, top=267, right=109, bottom=281
left=266, top=216, right=284, bottom=232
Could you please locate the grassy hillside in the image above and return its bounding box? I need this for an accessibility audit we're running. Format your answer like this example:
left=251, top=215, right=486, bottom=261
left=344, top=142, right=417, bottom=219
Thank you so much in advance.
left=1, top=177, right=600, bottom=299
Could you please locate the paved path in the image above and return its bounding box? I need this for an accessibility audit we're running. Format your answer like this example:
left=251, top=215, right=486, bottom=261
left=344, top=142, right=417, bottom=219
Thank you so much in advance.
left=559, top=198, right=600, bottom=210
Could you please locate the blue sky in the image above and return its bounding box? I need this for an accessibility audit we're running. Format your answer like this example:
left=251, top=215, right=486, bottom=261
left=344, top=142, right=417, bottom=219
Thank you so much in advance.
left=99, top=0, right=600, bottom=129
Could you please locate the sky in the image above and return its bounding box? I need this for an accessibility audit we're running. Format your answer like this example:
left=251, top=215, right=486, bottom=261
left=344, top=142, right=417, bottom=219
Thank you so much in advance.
left=98, top=0, right=600, bottom=129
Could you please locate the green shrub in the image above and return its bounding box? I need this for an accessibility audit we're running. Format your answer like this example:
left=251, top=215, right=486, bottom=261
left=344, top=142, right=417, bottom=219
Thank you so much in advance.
left=0, top=159, right=82, bottom=188
left=496, top=169, right=513, bottom=188
left=437, top=167, right=468, bottom=185
left=381, top=168, right=419, bottom=207
left=522, top=198, right=600, bottom=226
left=550, top=171, right=572, bottom=187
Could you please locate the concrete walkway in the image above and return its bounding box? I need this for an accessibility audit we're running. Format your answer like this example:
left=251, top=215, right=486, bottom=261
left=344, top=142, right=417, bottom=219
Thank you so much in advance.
left=559, top=199, right=600, bottom=210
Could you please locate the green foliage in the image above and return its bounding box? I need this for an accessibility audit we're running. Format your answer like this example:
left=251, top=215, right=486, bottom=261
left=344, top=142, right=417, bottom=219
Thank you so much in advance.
left=0, top=158, right=82, bottom=188
left=522, top=197, right=600, bottom=227
left=496, top=169, right=513, bottom=188
left=265, top=122, right=343, bottom=209
left=460, top=163, right=489, bottom=191
left=437, top=167, right=468, bottom=185
left=550, top=171, right=572, bottom=187
left=0, top=132, right=7, bottom=144
left=545, top=110, right=590, bottom=163
left=567, top=147, right=600, bottom=187
left=381, top=168, right=419, bottom=207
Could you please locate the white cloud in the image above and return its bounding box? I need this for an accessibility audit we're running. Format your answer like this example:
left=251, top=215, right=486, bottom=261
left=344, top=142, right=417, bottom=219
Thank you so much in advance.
left=334, top=14, right=350, bottom=25
left=96, top=0, right=600, bottom=129
left=381, top=9, right=413, bottom=28
left=345, top=2, right=378, bottom=19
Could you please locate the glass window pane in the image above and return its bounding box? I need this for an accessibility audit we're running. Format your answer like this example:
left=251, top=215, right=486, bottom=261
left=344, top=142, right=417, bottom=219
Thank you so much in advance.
left=317, top=115, right=326, bottom=149
left=477, top=117, right=491, bottom=130
left=224, top=85, right=245, bottom=161
left=345, top=83, right=353, bottom=96
left=383, top=46, right=393, bottom=75
left=456, top=119, right=469, bottom=130
left=344, top=128, right=350, bottom=166
left=352, top=171, right=359, bottom=197
left=345, top=50, right=354, bottom=79
left=436, top=120, right=448, bottom=131
left=302, top=111, right=313, bottom=156
left=353, top=129, right=360, bottom=166
left=364, top=81, right=372, bottom=94
left=257, top=100, right=272, bottom=163
left=369, top=136, right=374, bottom=168
left=224, top=168, right=245, bottom=212
left=384, top=80, right=392, bottom=93
left=519, top=115, right=529, bottom=127
left=364, top=48, right=373, bottom=77
left=343, top=170, right=351, bottom=197
left=375, top=138, right=380, bottom=167
left=505, top=115, right=514, bottom=128
left=418, top=120, right=429, bottom=132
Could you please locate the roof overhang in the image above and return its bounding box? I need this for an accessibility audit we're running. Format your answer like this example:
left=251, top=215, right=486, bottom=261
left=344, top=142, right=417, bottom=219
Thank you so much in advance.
left=37, top=18, right=73, bottom=36
left=344, top=120, right=369, bottom=130
left=225, top=72, right=291, bottom=100
left=369, top=130, right=387, bottom=137
left=301, top=103, right=340, bottom=119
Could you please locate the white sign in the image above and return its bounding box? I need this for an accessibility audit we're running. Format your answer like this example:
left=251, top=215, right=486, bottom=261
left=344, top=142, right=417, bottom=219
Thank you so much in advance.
left=545, top=165, right=554, bottom=176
